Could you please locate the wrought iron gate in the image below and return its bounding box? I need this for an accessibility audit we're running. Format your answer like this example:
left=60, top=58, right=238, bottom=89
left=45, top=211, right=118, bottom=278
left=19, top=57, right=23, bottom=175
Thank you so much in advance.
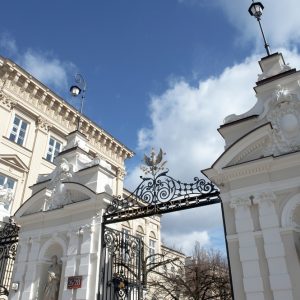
left=98, top=149, right=233, bottom=300
left=101, top=227, right=144, bottom=300
left=0, top=218, right=19, bottom=298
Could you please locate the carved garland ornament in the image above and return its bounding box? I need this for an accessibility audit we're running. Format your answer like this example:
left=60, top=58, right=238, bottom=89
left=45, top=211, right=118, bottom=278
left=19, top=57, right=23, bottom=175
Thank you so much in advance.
left=36, top=116, right=51, bottom=132
left=0, top=92, right=17, bottom=111
left=266, top=89, right=300, bottom=155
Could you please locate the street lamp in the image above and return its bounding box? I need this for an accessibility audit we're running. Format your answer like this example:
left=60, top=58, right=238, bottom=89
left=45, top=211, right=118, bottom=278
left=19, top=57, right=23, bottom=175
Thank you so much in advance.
left=248, top=1, right=271, bottom=56
left=70, top=73, right=87, bottom=131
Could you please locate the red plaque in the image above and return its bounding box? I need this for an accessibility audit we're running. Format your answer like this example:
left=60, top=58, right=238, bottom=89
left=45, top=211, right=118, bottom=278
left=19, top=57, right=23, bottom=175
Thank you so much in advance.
left=67, top=276, right=82, bottom=289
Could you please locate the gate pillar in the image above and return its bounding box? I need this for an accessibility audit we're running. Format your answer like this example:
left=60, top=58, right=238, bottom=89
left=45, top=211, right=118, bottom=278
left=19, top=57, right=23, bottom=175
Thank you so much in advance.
left=203, top=52, right=300, bottom=300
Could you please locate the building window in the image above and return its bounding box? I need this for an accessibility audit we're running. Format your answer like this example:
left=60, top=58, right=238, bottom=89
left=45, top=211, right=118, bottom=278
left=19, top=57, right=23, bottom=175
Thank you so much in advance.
left=136, top=226, right=144, bottom=241
left=9, top=115, right=28, bottom=146
left=0, top=174, right=16, bottom=190
left=149, top=239, right=156, bottom=263
left=46, top=137, right=62, bottom=162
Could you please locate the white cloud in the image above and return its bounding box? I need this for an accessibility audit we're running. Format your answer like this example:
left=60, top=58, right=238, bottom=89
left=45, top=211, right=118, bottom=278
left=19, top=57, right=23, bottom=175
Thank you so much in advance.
left=133, top=54, right=260, bottom=181
left=127, top=48, right=300, bottom=252
left=21, top=50, right=75, bottom=92
left=0, top=34, right=75, bottom=94
left=131, top=49, right=300, bottom=181
left=217, top=0, right=300, bottom=50
left=177, top=0, right=300, bottom=51
left=162, top=230, right=210, bottom=256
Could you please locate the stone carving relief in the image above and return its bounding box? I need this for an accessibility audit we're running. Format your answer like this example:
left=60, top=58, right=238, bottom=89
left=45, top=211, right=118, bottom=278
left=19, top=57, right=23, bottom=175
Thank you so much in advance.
left=45, top=158, right=73, bottom=211
left=117, top=167, right=126, bottom=180
left=265, top=87, right=300, bottom=156
left=36, top=116, right=51, bottom=133
left=43, top=255, right=61, bottom=300
left=0, top=92, right=17, bottom=111
left=281, top=194, right=300, bottom=229
left=0, top=185, right=14, bottom=210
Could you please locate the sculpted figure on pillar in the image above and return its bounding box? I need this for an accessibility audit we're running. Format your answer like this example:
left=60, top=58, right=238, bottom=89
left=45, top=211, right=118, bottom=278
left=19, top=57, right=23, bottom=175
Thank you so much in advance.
left=43, top=255, right=61, bottom=300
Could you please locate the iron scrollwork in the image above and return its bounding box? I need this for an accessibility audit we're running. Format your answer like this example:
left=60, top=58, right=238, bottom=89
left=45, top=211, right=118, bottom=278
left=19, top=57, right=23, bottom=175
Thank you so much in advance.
left=102, top=227, right=144, bottom=300
left=104, top=149, right=220, bottom=224
left=0, top=218, right=20, bottom=297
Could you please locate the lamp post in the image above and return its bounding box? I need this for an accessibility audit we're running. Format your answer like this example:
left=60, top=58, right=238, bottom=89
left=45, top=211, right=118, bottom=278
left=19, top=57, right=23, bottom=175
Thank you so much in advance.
left=248, top=1, right=271, bottom=56
left=70, top=73, right=87, bottom=131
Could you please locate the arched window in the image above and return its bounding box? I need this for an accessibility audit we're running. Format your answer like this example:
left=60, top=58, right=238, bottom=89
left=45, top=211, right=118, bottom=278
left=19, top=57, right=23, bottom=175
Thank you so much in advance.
left=136, top=225, right=144, bottom=240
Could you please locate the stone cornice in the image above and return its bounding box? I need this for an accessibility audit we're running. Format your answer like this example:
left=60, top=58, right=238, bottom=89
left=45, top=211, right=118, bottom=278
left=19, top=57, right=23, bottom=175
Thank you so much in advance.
left=0, top=56, right=134, bottom=164
left=206, top=150, right=300, bottom=185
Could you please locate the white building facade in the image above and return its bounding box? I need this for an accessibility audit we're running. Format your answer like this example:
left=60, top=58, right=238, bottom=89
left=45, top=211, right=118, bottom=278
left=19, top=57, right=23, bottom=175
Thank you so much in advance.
left=0, top=57, right=184, bottom=300
left=204, top=52, right=300, bottom=300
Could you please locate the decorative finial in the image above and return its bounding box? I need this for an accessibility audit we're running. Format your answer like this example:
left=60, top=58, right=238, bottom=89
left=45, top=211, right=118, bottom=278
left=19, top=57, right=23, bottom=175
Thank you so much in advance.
left=248, top=1, right=271, bottom=56
left=141, top=148, right=167, bottom=176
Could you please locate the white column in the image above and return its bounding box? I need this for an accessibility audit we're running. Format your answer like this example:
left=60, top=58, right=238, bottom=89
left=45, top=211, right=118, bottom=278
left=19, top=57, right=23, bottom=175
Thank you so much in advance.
left=61, top=231, right=79, bottom=300
left=254, top=192, right=293, bottom=300
left=230, top=197, right=265, bottom=300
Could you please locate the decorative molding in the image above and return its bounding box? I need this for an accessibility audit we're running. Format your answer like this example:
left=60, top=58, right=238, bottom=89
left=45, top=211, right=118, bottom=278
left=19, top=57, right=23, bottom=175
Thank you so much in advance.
left=213, top=160, right=272, bottom=185
left=36, top=116, right=51, bottom=133
left=116, top=167, right=126, bottom=180
left=281, top=193, right=300, bottom=228
left=0, top=60, right=134, bottom=164
left=253, top=192, right=276, bottom=205
left=0, top=92, right=17, bottom=111
left=229, top=197, right=251, bottom=209
left=266, top=89, right=300, bottom=155
left=230, top=136, right=271, bottom=166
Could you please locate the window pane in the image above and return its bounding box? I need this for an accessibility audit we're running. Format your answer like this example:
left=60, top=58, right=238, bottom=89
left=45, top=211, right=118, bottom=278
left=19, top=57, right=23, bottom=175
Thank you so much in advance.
left=9, top=132, right=16, bottom=142
left=17, top=136, right=24, bottom=145
left=7, top=178, right=15, bottom=189
left=13, top=117, right=20, bottom=126
left=21, top=122, right=27, bottom=130
left=55, top=141, right=61, bottom=151
left=19, top=129, right=26, bottom=138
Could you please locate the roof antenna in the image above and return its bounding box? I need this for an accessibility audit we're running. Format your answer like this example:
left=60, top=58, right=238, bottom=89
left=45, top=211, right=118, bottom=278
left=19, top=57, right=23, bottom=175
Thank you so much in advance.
left=248, top=1, right=271, bottom=56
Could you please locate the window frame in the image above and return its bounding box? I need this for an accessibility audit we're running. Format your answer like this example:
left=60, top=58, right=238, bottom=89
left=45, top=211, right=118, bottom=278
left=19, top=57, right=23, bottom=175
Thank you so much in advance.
left=45, top=136, right=63, bottom=163
left=149, top=238, right=156, bottom=263
left=9, top=115, right=29, bottom=147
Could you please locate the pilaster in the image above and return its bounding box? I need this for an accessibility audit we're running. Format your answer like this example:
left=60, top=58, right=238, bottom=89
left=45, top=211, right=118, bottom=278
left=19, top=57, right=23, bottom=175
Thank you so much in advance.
left=76, top=225, right=95, bottom=300
left=230, top=197, right=265, bottom=300
left=254, top=192, right=293, bottom=300
left=21, top=237, right=40, bottom=300
left=116, top=167, right=125, bottom=195
left=23, top=116, right=51, bottom=201
left=61, top=231, right=79, bottom=300
left=10, top=237, right=30, bottom=300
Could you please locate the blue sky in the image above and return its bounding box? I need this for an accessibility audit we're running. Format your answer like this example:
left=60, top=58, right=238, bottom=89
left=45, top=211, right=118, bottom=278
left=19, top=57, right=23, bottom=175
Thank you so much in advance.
left=2, top=0, right=300, bottom=254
